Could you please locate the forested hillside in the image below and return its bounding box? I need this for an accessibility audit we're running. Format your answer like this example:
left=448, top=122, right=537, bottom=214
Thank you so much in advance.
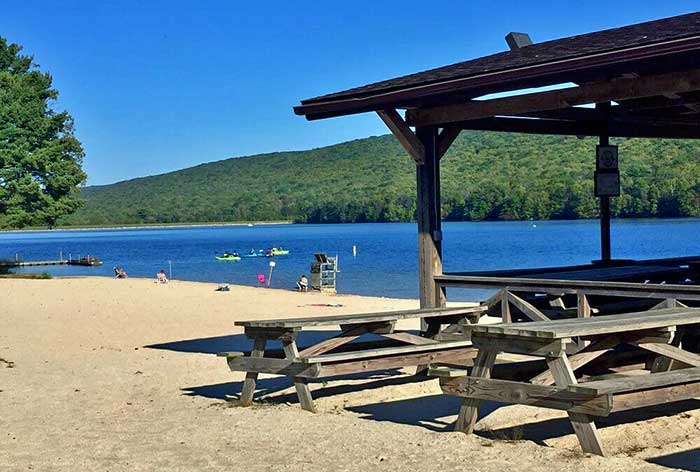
left=61, top=132, right=700, bottom=226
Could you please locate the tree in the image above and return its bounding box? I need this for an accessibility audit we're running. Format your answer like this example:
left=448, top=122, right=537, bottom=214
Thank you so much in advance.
left=0, top=37, right=86, bottom=228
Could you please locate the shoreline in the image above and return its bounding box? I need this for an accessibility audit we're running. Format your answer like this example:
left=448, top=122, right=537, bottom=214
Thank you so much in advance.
left=4, top=216, right=700, bottom=234
left=0, top=220, right=293, bottom=233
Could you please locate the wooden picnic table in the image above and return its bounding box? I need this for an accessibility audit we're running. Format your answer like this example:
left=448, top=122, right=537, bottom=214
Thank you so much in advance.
left=432, top=305, right=700, bottom=456
left=221, top=305, right=487, bottom=412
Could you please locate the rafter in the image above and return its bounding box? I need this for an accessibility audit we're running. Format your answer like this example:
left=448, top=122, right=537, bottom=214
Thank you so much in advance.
left=376, top=109, right=425, bottom=164
left=405, top=68, right=700, bottom=127
left=449, top=116, right=700, bottom=139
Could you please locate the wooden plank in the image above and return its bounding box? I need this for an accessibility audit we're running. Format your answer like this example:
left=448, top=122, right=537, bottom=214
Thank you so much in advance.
left=577, top=292, right=591, bottom=318
left=547, top=355, right=605, bottom=456
left=568, top=366, right=700, bottom=395
left=406, top=68, right=700, bottom=127
left=437, top=126, right=461, bottom=159
left=440, top=377, right=612, bottom=416
left=236, top=306, right=485, bottom=328
left=318, top=346, right=478, bottom=377
left=651, top=327, right=684, bottom=373
left=226, top=356, right=321, bottom=378
left=507, top=291, right=550, bottom=321
left=244, top=327, right=299, bottom=341
left=448, top=115, right=700, bottom=140
left=632, top=342, right=700, bottom=368
left=381, top=332, right=439, bottom=345
left=282, top=340, right=316, bottom=412
left=468, top=307, right=700, bottom=340
left=651, top=298, right=678, bottom=310
left=377, top=109, right=425, bottom=164
left=611, top=382, right=700, bottom=413
left=500, top=288, right=511, bottom=323
left=455, top=348, right=498, bottom=434
left=428, top=366, right=468, bottom=378
left=239, top=338, right=266, bottom=406
left=471, top=333, right=567, bottom=357
left=530, top=335, right=619, bottom=385
left=297, top=325, right=366, bottom=358
left=434, top=274, right=700, bottom=301
left=301, top=340, right=472, bottom=364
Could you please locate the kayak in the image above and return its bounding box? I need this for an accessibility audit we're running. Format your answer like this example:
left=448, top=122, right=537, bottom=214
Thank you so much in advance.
left=216, top=255, right=241, bottom=261
left=271, top=249, right=289, bottom=256
left=241, top=253, right=261, bottom=258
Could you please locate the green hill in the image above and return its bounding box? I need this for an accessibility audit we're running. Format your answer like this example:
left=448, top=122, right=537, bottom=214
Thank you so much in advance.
left=60, top=132, right=700, bottom=226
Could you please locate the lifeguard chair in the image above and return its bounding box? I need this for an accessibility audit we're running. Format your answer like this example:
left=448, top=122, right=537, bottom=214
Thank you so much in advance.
left=310, top=253, right=337, bottom=293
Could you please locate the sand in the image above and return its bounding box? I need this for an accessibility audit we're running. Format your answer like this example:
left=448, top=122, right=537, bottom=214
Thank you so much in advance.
left=1, top=277, right=698, bottom=471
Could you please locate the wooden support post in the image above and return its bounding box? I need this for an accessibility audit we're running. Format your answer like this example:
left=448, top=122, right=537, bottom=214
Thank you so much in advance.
left=597, top=104, right=612, bottom=262
left=500, top=288, right=511, bottom=323
left=547, top=355, right=605, bottom=456
left=577, top=292, right=591, bottom=318
left=240, top=338, right=267, bottom=405
left=282, top=339, right=317, bottom=412
left=415, top=126, right=446, bottom=331
left=454, top=348, right=498, bottom=433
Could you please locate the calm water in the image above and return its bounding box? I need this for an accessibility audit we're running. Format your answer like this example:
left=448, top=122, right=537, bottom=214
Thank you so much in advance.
left=2, top=219, right=699, bottom=300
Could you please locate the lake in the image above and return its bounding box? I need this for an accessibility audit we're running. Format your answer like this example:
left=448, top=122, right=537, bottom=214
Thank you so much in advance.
left=2, top=219, right=699, bottom=301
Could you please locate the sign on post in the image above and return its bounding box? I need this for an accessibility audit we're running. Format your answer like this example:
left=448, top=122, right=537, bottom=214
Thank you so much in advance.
left=594, top=145, right=620, bottom=197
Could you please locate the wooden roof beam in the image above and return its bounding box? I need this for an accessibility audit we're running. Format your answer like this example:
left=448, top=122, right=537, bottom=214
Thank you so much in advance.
left=406, top=68, right=700, bottom=127
left=452, top=116, right=700, bottom=139
left=438, top=127, right=461, bottom=159
left=376, top=109, right=425, bottom=164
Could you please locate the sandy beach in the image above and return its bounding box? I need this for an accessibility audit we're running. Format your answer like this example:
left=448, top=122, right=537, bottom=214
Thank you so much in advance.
left=1, top=277, right=698, bottom=471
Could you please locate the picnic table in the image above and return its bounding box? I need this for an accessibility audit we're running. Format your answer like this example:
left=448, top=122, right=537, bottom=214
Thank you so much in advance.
left=432, top=306, right=700, bottom=456
left=220, top=306, right=486, bottom=412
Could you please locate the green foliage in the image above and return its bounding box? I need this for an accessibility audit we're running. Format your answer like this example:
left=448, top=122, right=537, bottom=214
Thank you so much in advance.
left=61, top=131, right=700, bottom=226
left=0, top=37, right=87, bottom=229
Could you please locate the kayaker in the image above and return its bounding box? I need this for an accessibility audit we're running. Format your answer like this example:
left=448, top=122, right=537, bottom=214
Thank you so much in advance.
left=249, top=248, right=256, bottom=255
left=232, top=250, right=239, bottom=257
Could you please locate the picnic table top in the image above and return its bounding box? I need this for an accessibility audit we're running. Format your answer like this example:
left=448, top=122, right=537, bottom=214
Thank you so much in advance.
left=236, top=305, right=486, bottom=329
left=468, top=307, right=700, bottom=340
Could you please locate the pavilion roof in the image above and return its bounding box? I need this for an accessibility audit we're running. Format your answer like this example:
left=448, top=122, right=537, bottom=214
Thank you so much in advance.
left=294, top=12, right=700, bottom=139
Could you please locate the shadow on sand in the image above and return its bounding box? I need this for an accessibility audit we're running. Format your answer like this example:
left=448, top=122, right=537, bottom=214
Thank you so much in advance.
left=147, top=332, right=700, bottom=468
left=145, top=330, right=405, bottom=355
left=647, top=448, right=700, bottom=471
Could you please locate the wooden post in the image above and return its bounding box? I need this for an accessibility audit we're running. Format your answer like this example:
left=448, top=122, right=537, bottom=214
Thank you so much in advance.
left=415, top=126, right=446, bottom=323
left=597, top=103, right=612, bottom=262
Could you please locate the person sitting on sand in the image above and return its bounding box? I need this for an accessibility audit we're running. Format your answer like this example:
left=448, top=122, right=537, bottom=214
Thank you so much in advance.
left=114, top=267, right=128, bottom=279
left=156, top=270, right=168, bottom=284
left=296, top=274, right=308, bottom=292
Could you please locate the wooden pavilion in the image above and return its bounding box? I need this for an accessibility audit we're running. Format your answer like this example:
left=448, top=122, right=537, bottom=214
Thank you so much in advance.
left=294, top=12, right=700, bottom=313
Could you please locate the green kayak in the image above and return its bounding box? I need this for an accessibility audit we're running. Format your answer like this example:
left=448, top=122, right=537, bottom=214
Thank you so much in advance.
left=216, top=255, right=241, bottom=261
left=271, top=249, right=289, bottom=256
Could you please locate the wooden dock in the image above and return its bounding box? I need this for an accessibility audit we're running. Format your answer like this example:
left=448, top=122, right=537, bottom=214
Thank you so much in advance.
left=0, top=256, right=102, bottom=268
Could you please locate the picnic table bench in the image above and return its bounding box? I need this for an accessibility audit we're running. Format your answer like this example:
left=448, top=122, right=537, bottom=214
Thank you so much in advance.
left=219, top=306, right=486, bottom=412
left=431, top=306, right=700, bottom=456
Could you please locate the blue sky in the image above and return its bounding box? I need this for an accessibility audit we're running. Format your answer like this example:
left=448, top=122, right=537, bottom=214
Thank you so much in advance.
left=2, top=1, right=698, bottom=185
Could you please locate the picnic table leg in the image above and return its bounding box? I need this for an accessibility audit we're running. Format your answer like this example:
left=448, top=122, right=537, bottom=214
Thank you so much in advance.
left=455, top=348, right=498, bottom=433
left=416, top=319, right=443, bottom=375
left=240, top=338, right=267, bottom=406
left=547, top=354, right=605, bottom=456
left=282, top=339, right=317, bottom=413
